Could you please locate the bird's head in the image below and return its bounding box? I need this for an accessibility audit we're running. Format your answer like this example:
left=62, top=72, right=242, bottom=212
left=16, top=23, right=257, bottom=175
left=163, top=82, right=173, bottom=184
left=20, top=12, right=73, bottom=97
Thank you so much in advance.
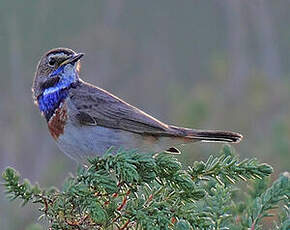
left=32, top=48, right=84, bottom=102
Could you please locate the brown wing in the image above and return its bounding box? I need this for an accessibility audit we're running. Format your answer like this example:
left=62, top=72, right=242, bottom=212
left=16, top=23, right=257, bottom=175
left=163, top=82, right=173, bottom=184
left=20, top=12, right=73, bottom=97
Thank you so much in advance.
left=69, top=81, right=172, bottom=135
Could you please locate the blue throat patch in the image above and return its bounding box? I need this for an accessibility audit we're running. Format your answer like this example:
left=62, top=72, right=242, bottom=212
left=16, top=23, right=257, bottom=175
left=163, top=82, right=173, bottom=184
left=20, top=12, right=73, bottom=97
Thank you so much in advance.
left=38, top=64, right=78, bottom=121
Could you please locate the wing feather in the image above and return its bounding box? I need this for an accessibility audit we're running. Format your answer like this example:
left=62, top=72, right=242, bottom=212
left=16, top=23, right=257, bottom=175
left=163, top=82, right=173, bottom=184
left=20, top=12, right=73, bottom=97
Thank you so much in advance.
left=69, top=81, right=172, bottom=135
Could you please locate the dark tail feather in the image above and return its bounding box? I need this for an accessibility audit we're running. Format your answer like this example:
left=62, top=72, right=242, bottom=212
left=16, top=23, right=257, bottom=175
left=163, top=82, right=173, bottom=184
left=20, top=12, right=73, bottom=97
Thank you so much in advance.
left=186, top=129, right=243, bottom=143
left=170, top=126, right=243, bottom=143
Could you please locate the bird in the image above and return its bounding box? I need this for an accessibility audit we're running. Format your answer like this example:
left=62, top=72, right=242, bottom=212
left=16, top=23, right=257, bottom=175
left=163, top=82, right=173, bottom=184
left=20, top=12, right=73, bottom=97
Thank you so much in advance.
left=32, top=48, right=243, bottom=161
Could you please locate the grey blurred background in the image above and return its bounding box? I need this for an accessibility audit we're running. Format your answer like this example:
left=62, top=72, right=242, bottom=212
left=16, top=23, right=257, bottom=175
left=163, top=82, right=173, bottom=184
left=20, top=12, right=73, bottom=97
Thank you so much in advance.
left=0, top=0, right=290, bottom=229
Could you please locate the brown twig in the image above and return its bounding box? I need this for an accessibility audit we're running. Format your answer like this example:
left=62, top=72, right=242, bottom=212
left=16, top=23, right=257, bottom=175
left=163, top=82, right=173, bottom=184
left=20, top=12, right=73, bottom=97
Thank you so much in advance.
left=117, top=190, right=131, bottom=211
left=65, top=214, right=89, bottom=228
left=119, top=219, right=130, bottom=230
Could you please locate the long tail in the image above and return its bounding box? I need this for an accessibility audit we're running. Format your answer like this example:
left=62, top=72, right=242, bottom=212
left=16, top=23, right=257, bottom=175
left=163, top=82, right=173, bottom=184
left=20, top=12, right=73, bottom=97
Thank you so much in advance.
left=170, top=126, right=243, bottom=143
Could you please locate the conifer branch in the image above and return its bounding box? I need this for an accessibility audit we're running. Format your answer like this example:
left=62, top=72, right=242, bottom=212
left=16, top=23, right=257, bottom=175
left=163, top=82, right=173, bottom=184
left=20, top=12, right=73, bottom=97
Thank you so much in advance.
left=242, top=172, right=290, bottom=230
left=2, top=146, right=287, bottom=230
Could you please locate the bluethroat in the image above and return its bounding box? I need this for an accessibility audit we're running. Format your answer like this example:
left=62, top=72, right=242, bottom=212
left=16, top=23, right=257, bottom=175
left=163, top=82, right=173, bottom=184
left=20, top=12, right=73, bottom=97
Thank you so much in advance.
left=32, top=48, right=242, bottom=161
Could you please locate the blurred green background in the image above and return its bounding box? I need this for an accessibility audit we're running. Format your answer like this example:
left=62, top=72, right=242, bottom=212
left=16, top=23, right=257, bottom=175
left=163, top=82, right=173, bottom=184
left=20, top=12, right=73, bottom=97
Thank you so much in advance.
left=0, top=0, right=290, bottom=229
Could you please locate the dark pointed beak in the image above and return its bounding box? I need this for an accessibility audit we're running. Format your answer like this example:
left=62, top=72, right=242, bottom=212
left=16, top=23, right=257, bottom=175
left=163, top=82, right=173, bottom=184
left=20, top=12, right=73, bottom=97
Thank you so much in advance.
left=59, top=53, right=84, bottom=67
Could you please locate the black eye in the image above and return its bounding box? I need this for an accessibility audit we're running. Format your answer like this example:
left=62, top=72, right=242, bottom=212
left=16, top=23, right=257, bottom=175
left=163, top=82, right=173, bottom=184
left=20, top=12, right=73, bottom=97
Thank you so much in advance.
left=48, top=58, right=56, bottom=66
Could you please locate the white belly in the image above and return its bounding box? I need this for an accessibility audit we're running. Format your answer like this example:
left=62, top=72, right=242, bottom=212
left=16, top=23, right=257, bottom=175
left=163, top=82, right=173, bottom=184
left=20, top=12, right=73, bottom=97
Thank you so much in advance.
left=56, top=123, right=127, bottom=160
left=55, top=122, right=189, bottom=162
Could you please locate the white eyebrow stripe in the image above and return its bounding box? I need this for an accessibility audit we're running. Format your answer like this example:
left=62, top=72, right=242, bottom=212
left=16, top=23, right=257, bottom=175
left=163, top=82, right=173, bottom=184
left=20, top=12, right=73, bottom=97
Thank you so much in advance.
left=48, top=53, right=68, bottom=59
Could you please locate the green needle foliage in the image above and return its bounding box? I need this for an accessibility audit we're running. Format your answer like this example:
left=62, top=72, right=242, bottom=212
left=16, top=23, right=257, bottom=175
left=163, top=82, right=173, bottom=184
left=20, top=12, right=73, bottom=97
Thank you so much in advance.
left=2, top=145, right=289, bottom=230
